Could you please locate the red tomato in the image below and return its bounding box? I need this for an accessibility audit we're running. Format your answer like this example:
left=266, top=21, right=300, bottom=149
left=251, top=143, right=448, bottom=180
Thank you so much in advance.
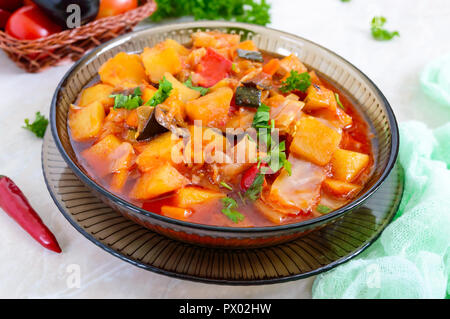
left=0, top=9, right=10, bottom=29
left=196, top=48, right=232, bottom=87
left=96, top=0, right=138, bottom=19
left=0, top=0, right=23, bottom=12
left=240, top=163, right=269, bottom=192
left=6, top=5, right=61, bottom=40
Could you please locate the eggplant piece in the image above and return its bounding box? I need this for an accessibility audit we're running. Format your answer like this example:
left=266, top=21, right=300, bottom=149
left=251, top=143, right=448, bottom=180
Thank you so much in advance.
left=32, top=0, right=99, bottom=28
left=235, top=86, right=261, bottom=108
left=236, top=49, right=263, bottom=62
left=136, top=107, right=169, bottom=141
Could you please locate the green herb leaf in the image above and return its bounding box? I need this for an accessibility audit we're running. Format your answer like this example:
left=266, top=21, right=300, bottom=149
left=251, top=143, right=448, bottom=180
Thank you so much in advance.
left=23, top=111, right=48, bottom=138
left=317, top=205, right=332, bottom=214
left=184, top=78, right=209, bottom=96
left=220, top=197, right=245, bottom=223
left=244, top=173, right=265, bottom=201
left=371, top=16, right=399, bottom=41
left=110, top=87, right=144, bottom=110
left=145, top=76, right=173, bottom=107
left=151, top=0, right=271, bottom=26
left=335, top=93, right=345, bottom=110
left=220, top=181, right=233, bottom=191
left=280, top=70, right=311, bottom=93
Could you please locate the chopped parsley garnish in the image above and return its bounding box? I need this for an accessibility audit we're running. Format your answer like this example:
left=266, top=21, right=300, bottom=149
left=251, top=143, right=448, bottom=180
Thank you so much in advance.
left=23, top=112, right=48, bottom=138
left=184, top=78, right=209, bottom=96
left=370, top=16, right=399, bottom=41
left=244, top=173, right=265, bottom=201
left=150, top=0, right=271, bottom=26
left=110, top=87, right=143, bottom=110
left=220, top=181, right=233, bottom=191
left=145, top=76, right=173, bottom=106
left=220, top=197, right=245, bottom=223
left=317, top=205, right=332, bottom=214
left=280, top=70, right=311, bottom=93
left=335, top=93, right=345, bottom=110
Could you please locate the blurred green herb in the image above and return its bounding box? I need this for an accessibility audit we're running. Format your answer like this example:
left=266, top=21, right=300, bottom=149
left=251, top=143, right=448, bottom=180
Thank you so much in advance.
left=145, top=76, right=173, bottom=106
left=280, top=70, right=311, bottom=93
left=371, top=16, right=399, bottom=41
left=23, top=112, right=48, bottom=138
left=221, top=197, right=245, bottom=223
left=151, top=0, right=271, bottom=26
left=317, top=205, right=332, bottom=214
left=184, top=78, right=209, bottom=96
left=335, top=93, right=345, bottom=110
left=220, top=181, right=233, bottom=191
left=110, top=87, right=143, bottom=110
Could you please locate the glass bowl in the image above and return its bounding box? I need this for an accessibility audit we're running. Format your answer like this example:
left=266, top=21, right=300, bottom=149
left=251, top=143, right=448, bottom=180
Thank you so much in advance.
left=50, top=21, right=399, bottom=248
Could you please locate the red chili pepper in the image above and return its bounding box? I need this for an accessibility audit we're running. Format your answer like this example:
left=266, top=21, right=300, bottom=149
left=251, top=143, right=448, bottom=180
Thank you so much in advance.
left=196, top=48, right=232, bottom=87
left=0, top=175, right=61, bottom=253
left=240, top=163, right=269, bottom=192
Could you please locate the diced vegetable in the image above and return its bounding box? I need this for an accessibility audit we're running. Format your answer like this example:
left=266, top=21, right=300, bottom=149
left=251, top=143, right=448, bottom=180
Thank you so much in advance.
left=236, top=40, right=258, bottom=52
left=79, top=84, right=114, bottom=110
left=185, top=87, right=233, bottom=126
left=110, top=169, right=129, bottom=192
left=235, top=85, right=261, bottom=108
left=136, top=131, right=183, bottom=172
left=81, top=134, right=121, bottom=176
left=163, top=72, right=201, bottom=102
left=303, top=84, right=337, bottom=111
left=192, top=31, right=240, bottom=50
left=322, top=178, right=361, bottom=198
left=290, top=117, right=342, bottom=166
left=135, top=107, right=169, bottom=141
left=331, top=149, right=370, bottom=182
left=278, top=53, right=308, bottom=76
left=174, top=186, right=225, bottom=208
left=196, top=48, right=233, bottom=87
left=236, top=49, right=263, bottom=62
left=141, top=43, right=182, bottom=83
left=262, top=58, right=280, bottom=76
left=266, top=94, right=304, bottom=133
left=161, top=206, right=193, bottom=220
left=161, top=39, right=190, bottom=56
left=269, top=156, right=325, bottom=211
left=69, top=101, right=105, bottom=141
left=142, top=84, right=157, bottom=103
left=254, top=199, right=287, bottom=224
left=130, top=163, right=188, bottom=200
left=126, top=109, right=139, bottom=128
left=99, top=52, right=147, bottom=88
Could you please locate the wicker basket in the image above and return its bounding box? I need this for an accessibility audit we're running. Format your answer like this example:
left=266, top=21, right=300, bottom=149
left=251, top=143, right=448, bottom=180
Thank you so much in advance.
left=0, top=0, right=157, bottom=73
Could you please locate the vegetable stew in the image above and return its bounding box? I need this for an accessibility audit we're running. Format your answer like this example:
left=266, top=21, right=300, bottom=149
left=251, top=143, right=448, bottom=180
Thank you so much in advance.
left=68, top=31, right=374, bottom=227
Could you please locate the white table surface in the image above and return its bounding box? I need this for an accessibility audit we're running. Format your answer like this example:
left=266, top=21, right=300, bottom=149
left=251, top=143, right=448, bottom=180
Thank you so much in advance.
left=1, top=0, right=449, bottom=298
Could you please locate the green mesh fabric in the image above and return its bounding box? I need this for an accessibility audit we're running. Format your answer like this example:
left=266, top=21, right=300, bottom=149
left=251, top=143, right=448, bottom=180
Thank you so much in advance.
left=420, top=53, right=450, bottom=108
left=312, top=121, right=450, bottom=298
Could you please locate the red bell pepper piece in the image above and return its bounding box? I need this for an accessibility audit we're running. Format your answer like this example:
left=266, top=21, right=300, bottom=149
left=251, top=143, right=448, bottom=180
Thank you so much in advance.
left=240, top=163, right=271, bottom=192
left=196, top=48, right=232, bottom=88
left=0, top=175, right=61, bottom=253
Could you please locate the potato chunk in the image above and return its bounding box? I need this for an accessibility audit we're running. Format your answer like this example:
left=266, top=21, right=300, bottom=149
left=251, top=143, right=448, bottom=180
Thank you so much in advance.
left=69, top=101, right=105, bottom=141
left=331, top=148, right=370, bottom=182
left=141, top=43, right=182, bottom=83
left=163, top=72, right=201, bottom=102
left=185, top=87, right=233, bottom=126
left=99, top=52, right=147, bottom=88
left=323, top=178, right=361, bottom=198
left=135, top=131, right=183, bottom=172
left=130, top=163, right=188, bottom=200
left=303, top=84, right=337, bottom=112
left=79, top=84, right=114, bottom=110
left=174, top=186, right=225, bottom=208
left=290, top=117, right=342, bottom=166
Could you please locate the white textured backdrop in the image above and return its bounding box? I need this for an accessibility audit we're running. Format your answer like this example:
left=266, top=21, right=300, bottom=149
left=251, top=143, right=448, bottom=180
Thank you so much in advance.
left=0, top=0, right=449, bottom=298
